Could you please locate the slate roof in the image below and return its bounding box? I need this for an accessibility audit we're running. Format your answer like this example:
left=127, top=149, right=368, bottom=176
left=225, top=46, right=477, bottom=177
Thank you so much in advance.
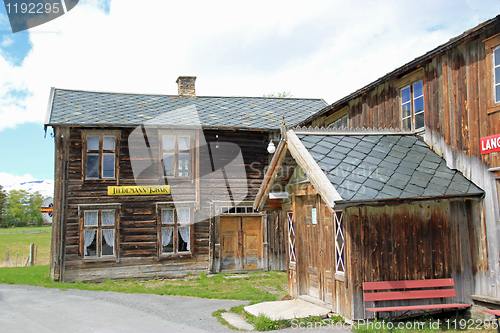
left=46, top=89, right=328, bottom=130
left=297, top=134, right=484, bottom=203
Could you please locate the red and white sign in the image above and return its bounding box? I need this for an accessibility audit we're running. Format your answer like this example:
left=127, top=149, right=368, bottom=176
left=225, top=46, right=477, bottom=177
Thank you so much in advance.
left=481, top=134, right=500, bottom=155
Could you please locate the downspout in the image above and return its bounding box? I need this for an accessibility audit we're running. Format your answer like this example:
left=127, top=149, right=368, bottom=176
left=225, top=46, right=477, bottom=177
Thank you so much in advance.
left=58, top=132, right=68, bottom=282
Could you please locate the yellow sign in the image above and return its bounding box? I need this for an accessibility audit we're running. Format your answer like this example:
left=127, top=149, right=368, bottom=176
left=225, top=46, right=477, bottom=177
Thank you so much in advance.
left=107, top=185, right=170, bottom=196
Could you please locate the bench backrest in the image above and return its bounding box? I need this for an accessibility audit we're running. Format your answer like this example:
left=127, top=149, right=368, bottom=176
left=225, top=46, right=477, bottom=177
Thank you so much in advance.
left=363, top=278, right=456, bottom=302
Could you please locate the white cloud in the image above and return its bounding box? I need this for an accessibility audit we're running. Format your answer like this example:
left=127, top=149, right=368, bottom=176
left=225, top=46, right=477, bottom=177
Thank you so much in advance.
left=0, top=0, right=499, bottom=130
left=0, top=172, right=37, bottom=187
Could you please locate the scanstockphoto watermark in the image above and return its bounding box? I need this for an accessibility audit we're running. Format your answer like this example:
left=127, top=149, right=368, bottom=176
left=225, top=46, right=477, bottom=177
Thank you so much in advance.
left=3, top=0, right=79, bottom=33
left=128, top=104, right=248, bottom=224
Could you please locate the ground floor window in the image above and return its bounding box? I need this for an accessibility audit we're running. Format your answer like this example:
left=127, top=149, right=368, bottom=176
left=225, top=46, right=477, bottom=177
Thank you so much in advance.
left=82, top=209, right=116, bottom=258
left=334, top=211, right=344, bottom=273
left=160, top=207, right=192, bottom=254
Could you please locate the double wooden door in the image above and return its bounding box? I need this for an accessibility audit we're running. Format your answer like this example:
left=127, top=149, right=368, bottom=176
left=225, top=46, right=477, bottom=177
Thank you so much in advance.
left=220, top=216, right=263, bottom=271
left=296, top=195, right=335, bottom=305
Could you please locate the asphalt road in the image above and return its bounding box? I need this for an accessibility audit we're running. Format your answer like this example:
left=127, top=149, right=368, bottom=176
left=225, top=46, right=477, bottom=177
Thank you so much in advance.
left=0, top=284, right=248, bottom=333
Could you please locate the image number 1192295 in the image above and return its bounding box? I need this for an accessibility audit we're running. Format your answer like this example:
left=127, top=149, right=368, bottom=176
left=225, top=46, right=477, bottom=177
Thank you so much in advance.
left=3, top=0, right=79, bottom=33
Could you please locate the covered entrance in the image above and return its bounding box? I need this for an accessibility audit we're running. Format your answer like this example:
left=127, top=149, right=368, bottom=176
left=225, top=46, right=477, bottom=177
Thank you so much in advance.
left=219, top=215, right=264, bottom=271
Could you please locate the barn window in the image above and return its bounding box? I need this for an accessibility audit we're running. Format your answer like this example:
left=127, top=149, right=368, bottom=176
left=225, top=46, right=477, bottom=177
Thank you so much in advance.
left=329, top=115, right=348, bottom=129
left=82, top=210, right=116, bottom=258
left=287, top=212, right=296, bottom=263
left=401, top=80, right=425, bottom=131
left=334, top=211, right=345, bottom=273
left=84, top=133, right=118, bottom=180
left=161, top=133, right=192, bottom=178
left=160, top=207, right=192, bottom=254
left=494, top=47, right=500, bottom=104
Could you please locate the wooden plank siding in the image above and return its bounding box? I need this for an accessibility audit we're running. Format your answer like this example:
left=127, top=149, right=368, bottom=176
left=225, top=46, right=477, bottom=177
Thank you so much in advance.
left=303, top=23, right=500, bottom=301
left=346, top=200, right=478, bottom=320
left=52, top=126, right=285, bottom=282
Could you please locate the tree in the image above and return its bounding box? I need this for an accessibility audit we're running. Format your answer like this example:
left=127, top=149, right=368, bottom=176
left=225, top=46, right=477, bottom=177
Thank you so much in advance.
left=0, top=185, right=6, bottom=227
left=4, top=190, right=45, bottom=227
left=263, top=91, right=294, bottom=98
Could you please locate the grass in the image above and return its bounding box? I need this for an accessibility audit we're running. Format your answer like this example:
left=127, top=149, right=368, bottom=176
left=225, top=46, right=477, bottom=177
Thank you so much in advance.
left=0, top=266, right=288, bottom=303
left=0, top=226, right=51, bottom=266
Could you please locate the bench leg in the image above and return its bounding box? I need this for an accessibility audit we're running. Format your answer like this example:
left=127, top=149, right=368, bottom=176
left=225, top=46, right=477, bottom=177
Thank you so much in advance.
left=496, top=315, right=500, bottom=333
left=456, top=308, right=459, bottom=331
left=389, top=312, right=392, bottom=333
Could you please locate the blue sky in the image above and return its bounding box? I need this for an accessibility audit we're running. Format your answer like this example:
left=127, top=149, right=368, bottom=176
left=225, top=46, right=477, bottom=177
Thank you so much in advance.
left=0, top=0, right=499, bottom=186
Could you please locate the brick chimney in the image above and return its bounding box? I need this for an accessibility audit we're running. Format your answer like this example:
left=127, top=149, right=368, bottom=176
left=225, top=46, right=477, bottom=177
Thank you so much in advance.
left=176, top=76, right=196, bottom=97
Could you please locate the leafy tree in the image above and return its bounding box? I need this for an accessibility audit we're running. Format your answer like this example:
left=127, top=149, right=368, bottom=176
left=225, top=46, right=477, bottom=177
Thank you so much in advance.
left=5, top=190, right=45, bottom=227
left=0, top=185, right=6, bottom=227
left=263, top=91, right=294, bottom=98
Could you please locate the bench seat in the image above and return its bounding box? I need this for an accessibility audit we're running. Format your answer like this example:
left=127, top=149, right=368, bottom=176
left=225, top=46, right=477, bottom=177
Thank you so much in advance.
left=366, top=303, right=471, bottom=313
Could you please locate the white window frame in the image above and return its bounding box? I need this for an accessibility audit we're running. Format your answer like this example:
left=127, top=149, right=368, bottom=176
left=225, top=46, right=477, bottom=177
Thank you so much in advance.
left=494, top=46, right=500, bottom=104
left=82, top=209, right=117, bottom=259
left=287, top=211, right=296, bottom=263
left=400, top=80, right=425, bottom=131
left=160, top=131, right=194, bottom=179
left=159, top=206, right=192, bottom=256
left=334, top=210, right=345, bottom=274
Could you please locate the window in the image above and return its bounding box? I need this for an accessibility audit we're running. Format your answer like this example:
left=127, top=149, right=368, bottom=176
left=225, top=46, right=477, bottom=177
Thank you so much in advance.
left=82, top=210, right=116, bottom=258
left=334, top=211, right=344, bottom=273
left=494, top=47, right=500, bottom=104
left=401, top=80, right=425, bottom=131
left=161, top=133, right=192, bottom=178
left=160, top=207, right=191, bottom=254
left=329, top=115, right=348, bottom=129
left=287, top=212, right=296, bottom=263
left=84, top=133, right=118, bottom=179
left=220, top=206, right=255, bottom=214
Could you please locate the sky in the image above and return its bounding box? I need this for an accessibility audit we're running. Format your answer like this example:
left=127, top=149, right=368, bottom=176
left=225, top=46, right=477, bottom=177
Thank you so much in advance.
left=0, top=0, right=499, bottom=188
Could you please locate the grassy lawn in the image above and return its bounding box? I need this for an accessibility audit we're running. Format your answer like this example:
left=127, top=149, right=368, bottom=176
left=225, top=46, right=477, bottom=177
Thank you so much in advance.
left=0, top=266, right=288, bottom=303
left=0, top=226, right=51, bottom=266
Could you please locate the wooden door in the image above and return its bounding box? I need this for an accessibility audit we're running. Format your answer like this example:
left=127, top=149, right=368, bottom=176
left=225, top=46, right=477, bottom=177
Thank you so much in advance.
left=296, top=195, right=336, bottom=306
left=220, top=216, right=263, bottom=271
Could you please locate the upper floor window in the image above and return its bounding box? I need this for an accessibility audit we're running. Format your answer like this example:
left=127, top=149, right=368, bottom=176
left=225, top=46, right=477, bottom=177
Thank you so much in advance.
left=494, top=47, right=500, bottom=104
left=82, top=209, right=116, bottom=258
left=160, top=206, right=192, bottom=255
left=84, top=133, right=118, bottom=180
left=401, top=80, right=424, bottom=131
left=161, top=133, right=192, bottom=178
left=329, top=115, right=348, bottom=129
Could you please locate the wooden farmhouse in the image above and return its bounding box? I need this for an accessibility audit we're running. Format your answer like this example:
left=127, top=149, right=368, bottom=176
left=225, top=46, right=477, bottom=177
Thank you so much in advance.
left=255, top=15, right=500, bottom=320
left=44, top=76, right=327, bottom=282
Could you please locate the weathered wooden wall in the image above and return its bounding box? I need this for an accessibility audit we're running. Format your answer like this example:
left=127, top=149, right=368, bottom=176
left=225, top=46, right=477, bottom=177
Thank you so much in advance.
left=51, top=126, right=285, bottom=282
left=307, top=21, right=500, bottom=301
left=346, top=199, right=479, bottom=320
left=266, top=210, right=287, bottom=271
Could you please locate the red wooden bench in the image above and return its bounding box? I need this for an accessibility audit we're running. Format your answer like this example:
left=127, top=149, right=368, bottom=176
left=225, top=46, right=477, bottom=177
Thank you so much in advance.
left=483, top=309, right=500, bottom=333
left=363, top=278, right=471, bottom=324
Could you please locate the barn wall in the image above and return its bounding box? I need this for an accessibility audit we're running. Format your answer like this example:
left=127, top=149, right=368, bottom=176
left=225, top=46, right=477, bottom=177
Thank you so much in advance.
left=53, top=126, right=283, bottom=282
left=266, top=210, right=287, bottom=271
left=346, top=200, right=478, bottom=320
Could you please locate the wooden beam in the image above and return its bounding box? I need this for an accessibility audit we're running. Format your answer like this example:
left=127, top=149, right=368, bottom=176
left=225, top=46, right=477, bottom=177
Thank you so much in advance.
left=286, top=130, right=342, bottom=209
left=253, top=138, right=288, bottom=211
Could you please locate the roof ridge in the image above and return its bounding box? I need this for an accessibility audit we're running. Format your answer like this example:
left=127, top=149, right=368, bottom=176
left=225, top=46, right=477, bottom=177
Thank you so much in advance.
left=292, top=126, right=415, bottom=135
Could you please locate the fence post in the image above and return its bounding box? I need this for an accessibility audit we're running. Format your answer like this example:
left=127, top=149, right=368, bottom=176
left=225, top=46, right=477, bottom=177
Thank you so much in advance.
left=15, top=253, right=18, bottom=267
left=22, top=254, right=25, bottom=267
left=7, top=251, right=10, bottom=267
left=29, top=243, right=35, bottom=266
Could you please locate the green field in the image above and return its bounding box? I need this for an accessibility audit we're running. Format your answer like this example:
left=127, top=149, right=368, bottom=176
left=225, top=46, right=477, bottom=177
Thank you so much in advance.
left=0, top=226, right=51, bottom=266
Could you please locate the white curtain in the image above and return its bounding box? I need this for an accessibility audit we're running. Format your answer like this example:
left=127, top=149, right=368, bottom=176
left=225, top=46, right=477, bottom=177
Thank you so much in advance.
left=84, top=230, right=96, bottom=255
left=162, top=209, right=174, bottom=224
left=84, top=211, right=98, bottom=226
left=177, top=208, right=190, bottom=224
left=178, top=226, right=190, bottom=251
left=102, top=229, right=115, bottom=248
left=178, top=136, right=190, bottom=150
left=162, top=227, right=173, bottom=246
left=102, top=210, right=114, bottom=226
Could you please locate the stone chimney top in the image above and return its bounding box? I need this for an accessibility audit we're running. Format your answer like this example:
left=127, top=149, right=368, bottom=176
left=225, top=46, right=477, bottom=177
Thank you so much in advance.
left=176, top=76, right=196, bottom=97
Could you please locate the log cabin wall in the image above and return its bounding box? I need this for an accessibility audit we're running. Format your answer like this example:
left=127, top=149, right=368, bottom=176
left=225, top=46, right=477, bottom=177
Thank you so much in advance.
left=306, top=20, right=500, bottom=301
left=53, top=126, right=284, bottom=281
left=346, top=199, right=479, bottom=320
